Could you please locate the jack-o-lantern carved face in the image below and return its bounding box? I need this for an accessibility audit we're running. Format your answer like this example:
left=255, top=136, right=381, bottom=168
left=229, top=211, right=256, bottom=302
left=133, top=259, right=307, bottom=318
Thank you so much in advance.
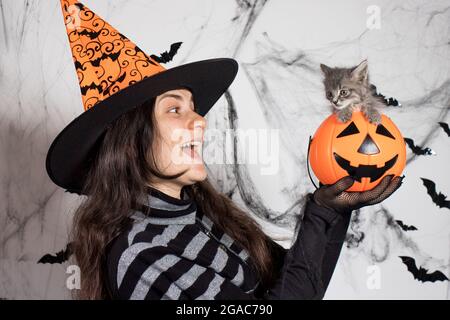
left=309, top=111, right=406, bottom=192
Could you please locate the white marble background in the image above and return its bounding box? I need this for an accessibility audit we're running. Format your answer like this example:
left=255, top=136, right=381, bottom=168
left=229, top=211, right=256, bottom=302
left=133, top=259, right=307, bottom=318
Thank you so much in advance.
left=0, top=0, right=449, bottom=299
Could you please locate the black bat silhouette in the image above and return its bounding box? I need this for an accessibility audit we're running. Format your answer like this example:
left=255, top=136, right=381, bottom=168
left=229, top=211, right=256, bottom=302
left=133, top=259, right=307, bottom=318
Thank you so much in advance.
left=38, top=242, right=73, bottom=264
left=438, top=122, right=450, bottom=137
left=150, top=42, right=182, bottom=63
left=399, top=256, right=448, bottom=283
left=420, top=178, right=450, bottom=210
left=404, top=138, right=435, bottom=156
left=395, top=220, right=418, bottom=231
left=80, top=81, right=103, bottom=95
left=90, top=51, right=121, bottom=67
left=78, top=29, right=101, bottom=40
left=370, top=84, right=401, bottom=107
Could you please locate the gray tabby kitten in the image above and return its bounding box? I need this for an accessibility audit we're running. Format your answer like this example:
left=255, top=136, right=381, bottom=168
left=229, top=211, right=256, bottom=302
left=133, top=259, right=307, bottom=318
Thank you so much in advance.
left=320, top=60, right=385, bottom=124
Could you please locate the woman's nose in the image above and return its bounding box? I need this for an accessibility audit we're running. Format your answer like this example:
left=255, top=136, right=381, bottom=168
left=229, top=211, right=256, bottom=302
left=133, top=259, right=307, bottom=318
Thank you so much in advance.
left=189, top=112, right=207, bottom=131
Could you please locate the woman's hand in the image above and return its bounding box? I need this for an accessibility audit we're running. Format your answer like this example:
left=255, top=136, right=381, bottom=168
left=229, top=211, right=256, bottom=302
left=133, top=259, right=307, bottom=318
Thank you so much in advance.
left=313, top=174, right=404, bottom=214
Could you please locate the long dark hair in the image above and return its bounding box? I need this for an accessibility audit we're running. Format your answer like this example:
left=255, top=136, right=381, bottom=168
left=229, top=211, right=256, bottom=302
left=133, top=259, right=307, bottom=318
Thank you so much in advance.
left=70, top=97, right=276, bottom=299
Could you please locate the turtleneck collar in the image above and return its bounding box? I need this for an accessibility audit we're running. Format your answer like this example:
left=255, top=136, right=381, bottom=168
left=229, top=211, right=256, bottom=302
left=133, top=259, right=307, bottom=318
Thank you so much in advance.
left=132, top=186, right=198, bottom=225
left=147, top=186, right=192, bottom=207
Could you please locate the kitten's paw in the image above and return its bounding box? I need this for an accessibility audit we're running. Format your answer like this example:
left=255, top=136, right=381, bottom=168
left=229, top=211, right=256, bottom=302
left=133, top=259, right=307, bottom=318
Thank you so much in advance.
left=337, top=111, right=353, bottom=123
left=364, top=109, right=382, bottom=125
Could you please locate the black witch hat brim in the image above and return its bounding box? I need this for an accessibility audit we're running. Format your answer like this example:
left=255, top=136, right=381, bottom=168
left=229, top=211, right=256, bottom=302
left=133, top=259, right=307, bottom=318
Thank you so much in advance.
left=46, top=58, right=238, bottom=194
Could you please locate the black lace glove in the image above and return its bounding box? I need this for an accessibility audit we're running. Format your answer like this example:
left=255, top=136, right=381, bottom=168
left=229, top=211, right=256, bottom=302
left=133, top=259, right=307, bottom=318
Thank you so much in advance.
left=313, top=174, right=404, bottom=214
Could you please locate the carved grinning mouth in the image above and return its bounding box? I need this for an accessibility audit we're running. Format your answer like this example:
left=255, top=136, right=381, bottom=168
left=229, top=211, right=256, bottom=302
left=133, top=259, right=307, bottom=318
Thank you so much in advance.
left=333, top=152, right=398, bottom=182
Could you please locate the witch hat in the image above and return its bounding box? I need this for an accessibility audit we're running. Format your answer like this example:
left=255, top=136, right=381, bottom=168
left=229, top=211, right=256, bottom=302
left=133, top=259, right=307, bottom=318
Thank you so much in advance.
left=46, top=0, right=238, bottom=194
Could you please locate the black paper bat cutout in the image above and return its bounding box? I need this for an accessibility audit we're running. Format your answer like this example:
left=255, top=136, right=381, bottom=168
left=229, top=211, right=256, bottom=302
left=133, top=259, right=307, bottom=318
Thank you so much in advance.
left=438, top=122, right=450, bottom=137
left=399, top=256, right=448, bottom=283
left=420, top=178, right=450, bottom=210
left=38, top=242, right=73, bottom=264
left=404, top=138, right=435, bottom=156
left=370, top=84, right=401, bottom=107
left=395, top=220, right=418, bottom=231
left=150, top=42, right=182, bottom=63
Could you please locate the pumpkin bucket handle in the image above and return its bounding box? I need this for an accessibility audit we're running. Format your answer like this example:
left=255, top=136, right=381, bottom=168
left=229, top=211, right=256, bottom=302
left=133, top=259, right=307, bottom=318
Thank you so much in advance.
left=307, top=135, right=319, bottom=190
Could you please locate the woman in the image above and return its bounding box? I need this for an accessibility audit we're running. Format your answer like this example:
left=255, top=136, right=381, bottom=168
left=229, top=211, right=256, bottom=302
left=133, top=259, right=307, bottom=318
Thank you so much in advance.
left=71, top=87, right=402, bottom=300
left=47, top=0, right=403, bottom=300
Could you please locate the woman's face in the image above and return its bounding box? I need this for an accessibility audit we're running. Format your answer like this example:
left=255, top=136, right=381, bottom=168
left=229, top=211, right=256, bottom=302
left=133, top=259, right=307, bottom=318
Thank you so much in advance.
left=151, top=88, right=207, bottom=187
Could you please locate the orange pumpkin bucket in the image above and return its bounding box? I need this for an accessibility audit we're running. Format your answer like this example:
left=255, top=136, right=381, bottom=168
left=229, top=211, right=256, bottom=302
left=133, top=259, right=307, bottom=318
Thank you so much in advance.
left=308, top=111, right=406, bottom=192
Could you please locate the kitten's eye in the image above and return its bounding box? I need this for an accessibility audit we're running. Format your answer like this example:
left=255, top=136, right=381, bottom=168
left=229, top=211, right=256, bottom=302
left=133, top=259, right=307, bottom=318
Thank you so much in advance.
left=326, top=91, right=333, bottom=99
left=340, top=89, right=349, bottom=97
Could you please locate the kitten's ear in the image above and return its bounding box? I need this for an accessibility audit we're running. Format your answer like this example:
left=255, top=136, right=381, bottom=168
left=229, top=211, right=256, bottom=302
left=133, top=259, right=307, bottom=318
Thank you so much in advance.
left=351, top=59, right=369, bottom=83
left=320, top=63, right=332, bottom=75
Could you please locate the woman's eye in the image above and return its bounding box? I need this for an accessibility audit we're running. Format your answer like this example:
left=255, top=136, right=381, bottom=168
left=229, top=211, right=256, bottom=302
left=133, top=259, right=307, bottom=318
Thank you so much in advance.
left=340, top=89, right=349, bottom=96
left=168, top=107, right=179, bottom=113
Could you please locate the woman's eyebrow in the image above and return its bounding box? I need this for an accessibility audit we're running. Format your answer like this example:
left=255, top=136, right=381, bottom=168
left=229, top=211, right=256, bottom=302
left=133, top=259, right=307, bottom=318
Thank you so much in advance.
left=159, top=93, right=193, bottom=103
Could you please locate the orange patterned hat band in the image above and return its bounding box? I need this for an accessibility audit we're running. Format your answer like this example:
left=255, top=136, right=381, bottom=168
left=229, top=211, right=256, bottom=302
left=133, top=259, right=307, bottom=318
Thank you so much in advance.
left=60, top=0, right=166, bottom=110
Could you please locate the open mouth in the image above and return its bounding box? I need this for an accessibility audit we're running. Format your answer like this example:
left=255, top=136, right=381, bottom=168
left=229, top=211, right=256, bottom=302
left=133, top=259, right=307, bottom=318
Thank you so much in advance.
left=180, top=140, right=203, bottom=163
left=333, top=152, right=398, bottom=182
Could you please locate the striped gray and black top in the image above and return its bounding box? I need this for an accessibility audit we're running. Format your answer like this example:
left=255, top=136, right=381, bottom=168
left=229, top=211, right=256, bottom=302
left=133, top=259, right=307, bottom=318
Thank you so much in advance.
left=105, top=186, right=352, bottom=300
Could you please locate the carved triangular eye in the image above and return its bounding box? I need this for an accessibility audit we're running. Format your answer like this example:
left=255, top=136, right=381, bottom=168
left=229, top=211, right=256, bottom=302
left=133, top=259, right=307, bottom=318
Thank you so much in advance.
left=376, top=124, right=395, bottom=139
left=337, top=121, right=360, bottom=138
